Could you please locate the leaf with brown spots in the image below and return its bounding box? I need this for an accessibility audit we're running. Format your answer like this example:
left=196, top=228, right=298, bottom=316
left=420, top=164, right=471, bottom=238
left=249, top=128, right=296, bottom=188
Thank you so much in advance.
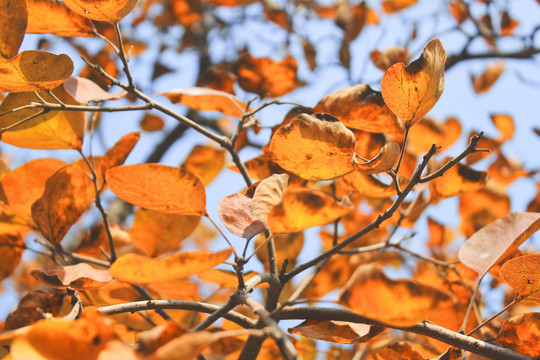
left=496, top=312, right=540, bottom=356
left=0, top=0, right=28, bottom=59
left=26, top=0, right=94, bottom=37
left=373, top=341, right=426, bottom=360
left=500, top=254, right=540, bottom=302
left=429, top=160, right=487, bottom=201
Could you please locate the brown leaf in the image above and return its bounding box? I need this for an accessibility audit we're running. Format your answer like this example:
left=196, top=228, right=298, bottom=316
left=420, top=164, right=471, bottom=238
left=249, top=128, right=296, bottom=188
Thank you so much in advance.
left=458, top=212, right=540, bottom=275
left=26, top=0, right=94, bottom=37
left=500, top=254, right=540, bottom=302
left=109, top=248, right=232, bottom=284
left=381, top=39, right=446, bottom=126
left=471, top=61, right=504, bottom=94
left=250, top=173, right=289, bottom=226
left=130, top=208, right=200, bottom=257
left=181, top=145, right=226, bottom=185
left=31, top=263, right=112, bottom=290
left=218, top=193, right=266, bottom=238
left=496, top=312, right=540, bottom=356
left=5, top=290, right=64, bottom=331
left=269, top=113, right=356, bottom=180
left=289, top=320, right=385, bottom=344
left=0, top=0, right=27, bottom=59
left=268, top=188, right=351, bottom=233
left=196, top=65, right=237, bottom=94
left=106, top=164, right=207, bottom=216
left=0, top=50, right=73, bottom=92
left=140, top=113, right=165, bottom=132
left=198, top=268, right=260, bottom=289
left=353, top=142, right=400, bottom=174
left=449, top=1, right=469, bottom=23
left=339, top=263, right=455, bottom=327
left=160, top=87, right=247, bottom=117
left=63, top=77, right=127, bottom=103
left=314, top=84, right=404, bottom=136
left=137, top=320, right=186, bottom=356
left=62, top=0, right=139, bottom=22
left=31, top=164, right=95, bottom=244
left=0, top=232, right=25, bottom=281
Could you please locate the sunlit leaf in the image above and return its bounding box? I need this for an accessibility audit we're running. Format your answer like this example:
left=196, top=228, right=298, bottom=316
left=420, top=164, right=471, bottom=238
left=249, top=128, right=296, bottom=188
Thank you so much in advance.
left=289, top=320, right=385, bottom=344
left=250, top=173, right=289, bottom=226
left=449, top=1, right=469, bottom=23
left=458, top=212, right=540, bottom=275
left=370, top=47, right=409, bottom=72
left=160, top=87, right=247, bottom=117
left=0, top=158, right=67, bottom=218
left=0, top=0, right=28, bottom=59
left=26, top=0, right=94, bottom=37
left=339, top=263, right=455, bottom=327
left=0, top=86, right=86, bottom=150
left=147, top=331, right=235, bottom=360
left=197, top=268, right=260, bottom=289
left=459, top=187, right=511, bottom=237
left=465, top=133, right=499, bottom=165
left=268, top=188, right=351, bottom=233
left=218, top=193, right=266, bottom=238
left=181, top=145, right=226, bottom=185
left=109, top=248, right=232, bottom=284
left=352, top=142, right=400, bottom=174
left=31, top=164, right=95, bottom=244
left=314, top=84, right=404, bottom=136
left=62, top=0, right=139, bottom=22
left=0, top=51, right=73, bottom=92
left=496, top=312, right=540, bottom=356
left=101, top=132, right=141, bottom=184
left=381, top=39, right=446, bottom=126
left=471, top=61, right=504, bottom=94
left=491, top=114, right=515, bottom=141
left=0, top=233, right=25, bottom=281
left=130, top=208, right=200, bottom=257
left=63, top=77, right=127, bottom=104
left=31, top=263, right=112, bottom=290
left=373, top=341, right=426, bottom=360
left=382, top=0, right=418, bottom=13
left=500, top=254, right=540, bottom=302
left=429, top=161, right=487, bottom=200
left=106, top=164, right=207, bottom=216
left=269, top=113, right=355, bottom=180
left=488, top=153, right=528, bottom=185
left=140, top=113, right=165, bottom=132
left=407, top=117, right=461, bottom=156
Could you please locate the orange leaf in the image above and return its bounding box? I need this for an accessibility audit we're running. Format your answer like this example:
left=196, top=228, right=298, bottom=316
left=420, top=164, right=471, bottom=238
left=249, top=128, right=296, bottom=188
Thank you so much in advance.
left=0, top=0, right=28, bottom=59
left=137, top=320, right=186, bottom=356
left=471, top=61, right=504, bottom=94
left=381, top=39, right=446, bottom=126
left=62, top=0, right=139, bottom=22
left=373, top=341, right=426, bottom=360
left=268, top=188, right=351, bottom=233
left=250, top=173, right=289, bottom=226
left=0, top=232, right=25, bottom=281
left=106, top=164, right=207, bottom=216
left=500, top=254, right=540, bottom=302
left=458, top=212, right=540, bottom=275
left=218, top=193, right=266, bottom=238
left=255, top=231, right=304, bottom=271
left=197, top=268, right=261, bottom=289
left=353, top=142, right=400, bottom=174
left=0, top=86, right=86, bottom=150
left=382, top=0, right=418, bottom=13
left=339, top=263, right=455, bottom=327
left=100, top=132, right=140, bottom=183
left=31, top=164, right=95, bottom=244
left=160, top=87, right=248, bottom=117
left=429, top=161, right=487, bottom=200
left=370, top=47, right=409, bottom=72
left=288, top=320, right=385, bottom=344
left=0, top=50, right=73, bottom=92
left=10, top=316, right=116, bottom=360
left=496, top=312, right=540, bottom=356
left=314, top=84, right=404, bottom=136
left=407, top=117, right=461, bottom=156
left=339, top=172, right=399, bottom=198
left=269, top=113, right=356, bottom=180
left=181, top=145, right=226, bottom=185
left=26, top=0, right=94, bottom=37
left=63, top=77, right=127, bottom=103
left=490, top=114, right=515, bottom=141
left=459, top=187, right=510, bottom=237
left=31, top=263, right=112, bottom=290
left=140, top=113, right=165, bottom=132
left=0, top=158, right=67, bottom=218
left=130, top=208, right=200, bottom=256
left=109, top=248, right=232, bottom=284
left=147, top=331, right=232, bottom=360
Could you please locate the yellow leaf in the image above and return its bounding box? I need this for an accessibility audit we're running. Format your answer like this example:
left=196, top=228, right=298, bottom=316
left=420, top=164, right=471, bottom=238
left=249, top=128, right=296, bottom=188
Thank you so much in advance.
left=352, top=142, right=400, bottom=174
left=0, top=0, right=27, bottom=59
left=26, top=0, right=94, bottom=37
left=160, top=87, right=248, bottom=117
left=181, top=145, right=226, bottom=185
left=61, top=0, right=139, bottom=22
left=429, top=160, right=487, bottom=200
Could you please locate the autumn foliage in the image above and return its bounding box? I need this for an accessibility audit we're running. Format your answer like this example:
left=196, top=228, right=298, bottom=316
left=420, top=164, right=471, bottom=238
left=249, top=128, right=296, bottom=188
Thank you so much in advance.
left=0, top=0, right=539, bottom=359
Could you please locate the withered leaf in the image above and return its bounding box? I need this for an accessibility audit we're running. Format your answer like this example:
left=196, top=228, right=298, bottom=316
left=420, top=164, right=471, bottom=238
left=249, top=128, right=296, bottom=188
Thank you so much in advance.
left=31, top=263, right=112, bottom=290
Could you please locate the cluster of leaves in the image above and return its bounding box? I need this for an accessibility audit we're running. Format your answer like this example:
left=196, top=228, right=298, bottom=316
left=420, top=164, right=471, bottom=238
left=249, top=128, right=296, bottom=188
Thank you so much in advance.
left=0, top=0, right=539, bottom=359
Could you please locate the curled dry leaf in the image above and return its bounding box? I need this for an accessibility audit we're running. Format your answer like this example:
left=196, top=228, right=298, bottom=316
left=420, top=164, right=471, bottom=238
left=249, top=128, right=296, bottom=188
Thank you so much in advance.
left=31, top=263, right=112, bottom=290
left=314, top=84, right=404, bottom=136
left=471, top=61, right=504, bottom=94
left=181, top=145, right=227, bottom=185
left=0, top=0, right=28, bottom=59
left=288, top=320, right=385, bottom=344
left=269, top=113, right=356, bottom=180
left=353, top=142, right=400, bottom=174
left=458, top=212, right=540, bottom=276
left=31, top=164, right=96, bottom=244
left=500, top=254, right=540, bottom=302
left=381, top=39, right=446, bottom=126
left=339, top=263, right=455, bottom=327
left=159, top=87, right=247, bottom=117
left=496, top=312, right=540, bottom=356
left=268, top=188, right=351, bottom=234
left=109, top=248, right=232, bottom=284
left=62, top=0, right=139, bottom=22
left=0, top=86, right=86, bottom=150
left=26, top=0, right=94, bottom=37
left=106, top=164, right=207, bottom=216
left=218, top=193, right=266, bottom=238
left=0, top=50, right=73, bottom=92
left=63, top=77, right=127, bottom=104
left=250, top=173, right=289, bottom=226
left=429, top=160, right=487, bottom=201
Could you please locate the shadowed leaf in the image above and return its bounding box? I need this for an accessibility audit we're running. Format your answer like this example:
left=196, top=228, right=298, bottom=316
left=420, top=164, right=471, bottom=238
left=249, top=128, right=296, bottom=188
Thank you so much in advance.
left=429, top=160, right=487, bottom=200
left=353, top=142, right=400, bottom=174
left=250, top=173, right=289, bottom=226
left=0, top=0, right=27, bottom=59
left=62, top=0, right=139, bottom=22
left=31, top=263, right=112, bottom=290
left=289, top=320, right=385, bottom=344
left=0, top=233, right=25, bottom=281
left=26, top=0, right=94, bottom=37
left=496, top=312, right=540, bottom=356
